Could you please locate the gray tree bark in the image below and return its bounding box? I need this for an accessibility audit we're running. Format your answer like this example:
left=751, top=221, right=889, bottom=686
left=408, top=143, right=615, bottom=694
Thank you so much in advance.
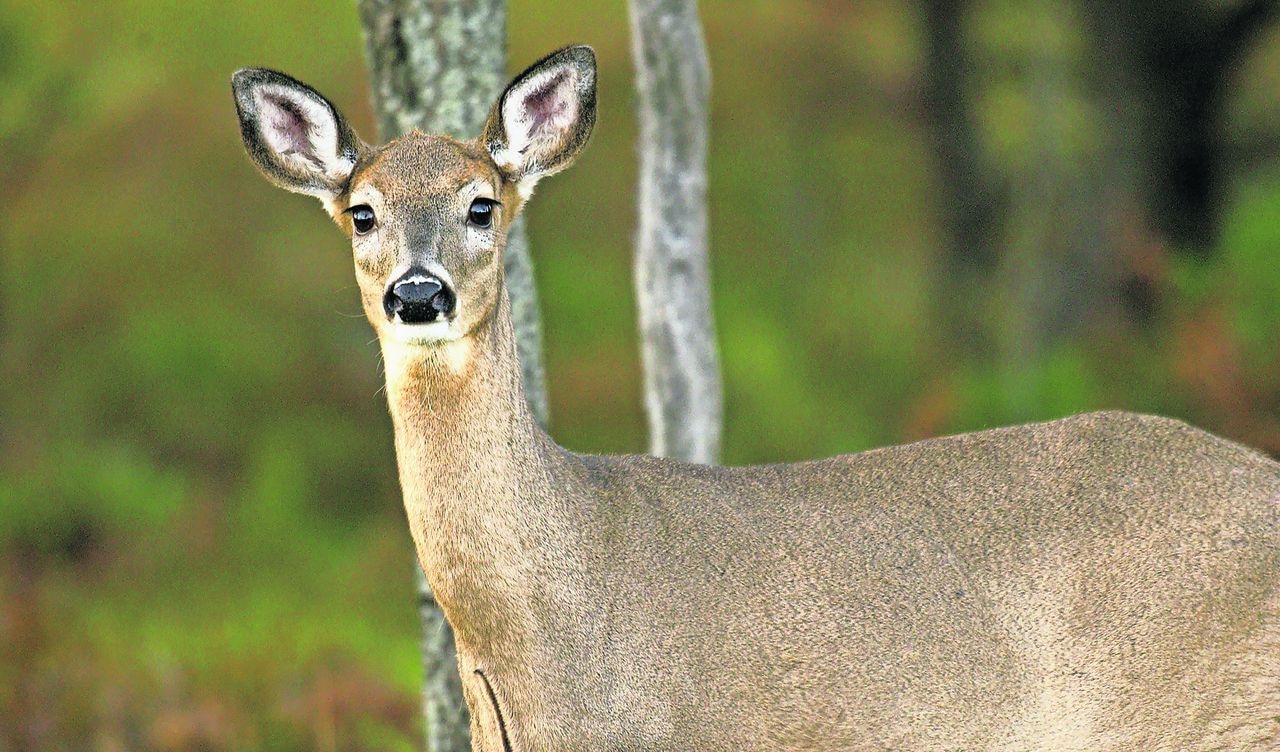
left=1080, top=0, right=1278, bottom=256
left=356, top=2, right=550, bottom=749
left=628, top=0, right=723, bottom=464
left=919, top=0, right=1003, bottom=356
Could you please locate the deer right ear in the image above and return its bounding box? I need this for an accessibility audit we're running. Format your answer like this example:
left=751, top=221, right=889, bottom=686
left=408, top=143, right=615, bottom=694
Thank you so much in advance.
left=481, top=46, right=597, bottom=199
left=231, top=68, right=364, bottom=204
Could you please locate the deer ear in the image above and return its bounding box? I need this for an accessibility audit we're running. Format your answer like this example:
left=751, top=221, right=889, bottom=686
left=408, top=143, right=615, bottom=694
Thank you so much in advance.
left=481, top=45, right=597, bottom=198
left=232, top=68, right=363, bottom=203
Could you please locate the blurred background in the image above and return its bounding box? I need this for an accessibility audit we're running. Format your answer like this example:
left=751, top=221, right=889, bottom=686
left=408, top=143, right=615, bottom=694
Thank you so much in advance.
left=4, top=0, right=1280, bottom=748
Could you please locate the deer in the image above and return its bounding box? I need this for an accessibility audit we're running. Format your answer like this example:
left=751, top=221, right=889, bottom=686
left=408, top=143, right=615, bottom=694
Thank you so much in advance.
left=232, top=46, right=1280, bottom=751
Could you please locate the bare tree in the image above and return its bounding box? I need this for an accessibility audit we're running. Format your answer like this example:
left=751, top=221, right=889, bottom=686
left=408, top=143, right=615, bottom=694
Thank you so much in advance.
left=1081, top=0, right=1279, bottom=256
left=629, top=0, right=723, bottom=464
left=356, top=2, right=549, bottom=749
left=919, top=0, right=1280, bottom=364
left=919, top=0, right=1004, bottom=356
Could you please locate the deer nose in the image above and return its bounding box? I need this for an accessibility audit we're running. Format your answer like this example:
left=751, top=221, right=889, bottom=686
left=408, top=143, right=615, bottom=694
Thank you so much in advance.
left=384, top=270, right=457, bottom=324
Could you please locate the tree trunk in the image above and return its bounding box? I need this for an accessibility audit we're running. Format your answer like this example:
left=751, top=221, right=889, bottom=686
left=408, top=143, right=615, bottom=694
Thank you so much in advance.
left=356, top=2, right=549, bottom=749
left=919, top=0, right=1003, bottom=356
left=628, top=0, right=723, bottom=464
left=997, top=0, right=1123, bottom=401
left=1080, top=0, right=1279, bottom=256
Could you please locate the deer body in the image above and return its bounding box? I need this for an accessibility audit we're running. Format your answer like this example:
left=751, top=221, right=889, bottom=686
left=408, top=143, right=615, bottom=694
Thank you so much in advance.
left=234, top=48, right=1280, bottom=750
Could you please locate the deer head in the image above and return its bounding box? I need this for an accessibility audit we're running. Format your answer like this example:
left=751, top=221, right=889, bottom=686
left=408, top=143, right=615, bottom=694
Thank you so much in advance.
left=231, top=46, right=596, bottom=366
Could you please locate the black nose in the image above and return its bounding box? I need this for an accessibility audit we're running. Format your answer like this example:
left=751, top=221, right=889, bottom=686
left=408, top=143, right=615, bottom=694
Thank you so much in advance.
left=384, top=271, right=457, bottom=324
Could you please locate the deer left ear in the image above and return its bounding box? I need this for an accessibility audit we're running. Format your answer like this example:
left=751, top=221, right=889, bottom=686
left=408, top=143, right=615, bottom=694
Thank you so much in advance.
left=481, top=45, right=597, bottom=198
left=231, top=68, right=364, bottom=205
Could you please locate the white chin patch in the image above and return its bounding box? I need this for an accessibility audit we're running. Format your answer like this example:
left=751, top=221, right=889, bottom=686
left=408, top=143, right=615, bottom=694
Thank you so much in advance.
left=390, top=320, right=456, bottom=345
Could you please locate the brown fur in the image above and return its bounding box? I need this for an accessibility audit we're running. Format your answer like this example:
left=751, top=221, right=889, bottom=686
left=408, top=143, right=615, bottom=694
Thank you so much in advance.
left=386, top=294, right=1280, bottom=751
left=233, top=48, right=1280, bottom=751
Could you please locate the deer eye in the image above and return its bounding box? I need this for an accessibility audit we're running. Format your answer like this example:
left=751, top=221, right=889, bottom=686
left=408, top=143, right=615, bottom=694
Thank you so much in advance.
left=349, top=205, right=376, bottom=234
left=467, top=198, right=496, bottom=228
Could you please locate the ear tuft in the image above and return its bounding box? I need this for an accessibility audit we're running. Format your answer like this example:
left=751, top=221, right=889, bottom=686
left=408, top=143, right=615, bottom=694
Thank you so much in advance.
left=482, top=46, right=597, bottom=196
left=232, top=68, right=363, bottom=202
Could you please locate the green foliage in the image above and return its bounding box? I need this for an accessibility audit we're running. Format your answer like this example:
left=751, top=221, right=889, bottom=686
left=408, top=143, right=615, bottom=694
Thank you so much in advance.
left=4, top=0, right=1280, bottom=749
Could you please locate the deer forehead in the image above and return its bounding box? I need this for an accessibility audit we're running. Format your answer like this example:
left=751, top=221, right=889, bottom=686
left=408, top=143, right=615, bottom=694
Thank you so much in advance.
left=352, top=133, right=505, bottom=207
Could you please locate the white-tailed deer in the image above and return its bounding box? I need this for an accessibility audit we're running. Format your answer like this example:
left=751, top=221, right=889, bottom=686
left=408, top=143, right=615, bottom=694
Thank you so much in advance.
left=233, top=46, right=1280, bottom=750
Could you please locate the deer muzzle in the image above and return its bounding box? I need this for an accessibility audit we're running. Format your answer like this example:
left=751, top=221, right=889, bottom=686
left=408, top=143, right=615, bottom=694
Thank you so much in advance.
left=384, top=269, right=457, bottom=324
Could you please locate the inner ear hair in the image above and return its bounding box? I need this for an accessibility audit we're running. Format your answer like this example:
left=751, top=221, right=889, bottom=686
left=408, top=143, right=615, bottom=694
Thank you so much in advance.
left=517, top=68, right=575, bottom=134
left=482, top=46, right=597, bottom=190
left=258, top=87, right=332, bottom=170
left=232, top=68, right=363, bottom=200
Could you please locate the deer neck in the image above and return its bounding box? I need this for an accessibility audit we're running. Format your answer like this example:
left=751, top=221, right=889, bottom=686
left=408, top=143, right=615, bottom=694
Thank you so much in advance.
left=380, top=287, right=564, bottom=651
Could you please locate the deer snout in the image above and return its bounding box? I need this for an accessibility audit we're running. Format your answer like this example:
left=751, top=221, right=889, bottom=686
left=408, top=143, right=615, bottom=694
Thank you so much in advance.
left=384, top=270, right=457, bottom=324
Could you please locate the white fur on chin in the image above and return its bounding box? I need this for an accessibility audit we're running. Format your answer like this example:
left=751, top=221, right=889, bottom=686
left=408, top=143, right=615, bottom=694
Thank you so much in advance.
left=388, top=320, right=457, bottom=345
left=382, top=323, right=473, bottom=382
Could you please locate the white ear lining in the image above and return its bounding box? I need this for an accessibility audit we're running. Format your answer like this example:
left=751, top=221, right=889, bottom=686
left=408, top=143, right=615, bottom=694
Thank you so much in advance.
left=492, top=65, right=581, bottom=177
left=254, top=83, right=354, bottom=188
left=516, top=176, right=540, bottom=200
